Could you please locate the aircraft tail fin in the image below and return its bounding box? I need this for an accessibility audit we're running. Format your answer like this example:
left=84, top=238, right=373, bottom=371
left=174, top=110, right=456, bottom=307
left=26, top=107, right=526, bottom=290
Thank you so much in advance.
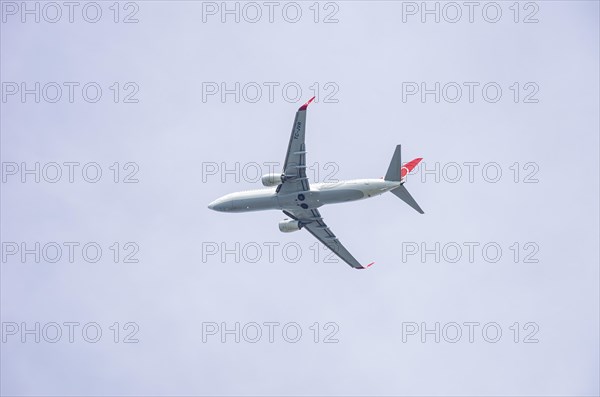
left=384, top=145, right=424, bottom=214
left=384, top=145, right=422, bottom=182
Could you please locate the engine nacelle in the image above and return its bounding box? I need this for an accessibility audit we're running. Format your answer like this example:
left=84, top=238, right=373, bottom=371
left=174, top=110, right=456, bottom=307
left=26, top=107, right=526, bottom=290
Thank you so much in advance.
left=278, top=219, right=302, bottom=233
left=261, top=173, right=283, bottom=187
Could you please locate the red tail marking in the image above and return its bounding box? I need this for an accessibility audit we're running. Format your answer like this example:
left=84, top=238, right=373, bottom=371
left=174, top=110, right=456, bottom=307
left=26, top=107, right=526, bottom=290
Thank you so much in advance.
left=401, top=158, right=423, bottom=179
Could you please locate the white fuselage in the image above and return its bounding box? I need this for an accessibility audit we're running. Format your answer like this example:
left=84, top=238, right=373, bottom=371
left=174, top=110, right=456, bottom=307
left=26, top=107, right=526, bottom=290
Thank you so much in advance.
left=208, top=179, right=402, bottom=213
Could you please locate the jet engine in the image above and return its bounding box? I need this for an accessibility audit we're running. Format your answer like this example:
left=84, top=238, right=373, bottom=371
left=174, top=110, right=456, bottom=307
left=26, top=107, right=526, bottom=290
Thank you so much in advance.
left=278, top=219, right=302, bottom=233
left=261, top=173, right=283, bottom=187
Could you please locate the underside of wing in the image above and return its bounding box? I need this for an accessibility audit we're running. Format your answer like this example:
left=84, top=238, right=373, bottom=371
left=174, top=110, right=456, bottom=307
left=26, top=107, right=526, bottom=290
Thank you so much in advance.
left=277, top=97, right=315, bottom=195
left=283, top=208, right=373, bottom=270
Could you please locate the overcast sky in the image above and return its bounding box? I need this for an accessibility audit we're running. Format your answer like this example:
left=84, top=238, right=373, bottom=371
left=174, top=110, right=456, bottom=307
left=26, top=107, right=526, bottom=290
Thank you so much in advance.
left=1, top=1, right=599, bottom=396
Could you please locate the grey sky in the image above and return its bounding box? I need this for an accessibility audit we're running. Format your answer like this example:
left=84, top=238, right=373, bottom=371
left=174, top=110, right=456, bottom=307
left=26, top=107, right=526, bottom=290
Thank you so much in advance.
left=1, top=1, right=599, bottom=396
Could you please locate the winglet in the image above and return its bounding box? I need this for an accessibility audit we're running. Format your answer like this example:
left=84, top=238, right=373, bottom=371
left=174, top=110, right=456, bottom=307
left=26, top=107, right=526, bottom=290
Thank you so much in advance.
left=401, top=158, right=423, bottom=180
left=364, top=262, right=375, bottom=269
left=299, top=96, right=316, bottom=111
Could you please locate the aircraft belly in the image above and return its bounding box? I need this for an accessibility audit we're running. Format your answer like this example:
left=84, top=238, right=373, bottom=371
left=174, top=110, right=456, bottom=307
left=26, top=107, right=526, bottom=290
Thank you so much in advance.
left=318, top=189, right=364, bottom=204
left=233, top=196, right=279, bottom=212
left=277, top=190, right=329, bottom=211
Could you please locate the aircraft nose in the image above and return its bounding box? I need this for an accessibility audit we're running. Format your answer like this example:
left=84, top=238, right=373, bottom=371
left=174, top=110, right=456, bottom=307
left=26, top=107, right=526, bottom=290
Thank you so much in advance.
left=208, top=198, right=230, bottom=212
left=208, top=199, right=221, bottom=211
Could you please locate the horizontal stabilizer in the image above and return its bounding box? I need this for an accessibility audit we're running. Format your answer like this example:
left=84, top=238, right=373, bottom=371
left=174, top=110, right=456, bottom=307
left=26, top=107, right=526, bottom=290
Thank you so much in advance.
left=391, top=185, right=424, bottom=214
left=385, top=145, right=403, bottom=181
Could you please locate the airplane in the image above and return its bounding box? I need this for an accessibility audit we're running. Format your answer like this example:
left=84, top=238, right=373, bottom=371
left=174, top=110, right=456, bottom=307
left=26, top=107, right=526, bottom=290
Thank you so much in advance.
left=208, top=96, right=424, bottom=269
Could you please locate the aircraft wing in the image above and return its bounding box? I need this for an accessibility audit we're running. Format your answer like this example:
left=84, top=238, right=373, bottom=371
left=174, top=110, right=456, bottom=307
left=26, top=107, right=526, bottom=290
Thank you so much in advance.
left=277, top=97, right=315, bottom=195
left=283, top=208, right=373, bottom=270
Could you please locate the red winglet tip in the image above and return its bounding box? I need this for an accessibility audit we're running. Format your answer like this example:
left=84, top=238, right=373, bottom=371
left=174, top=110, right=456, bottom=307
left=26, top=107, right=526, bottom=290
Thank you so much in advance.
left=365, top=262, right=375, bottom=268
left=299, top=96, right=316, bottom=111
